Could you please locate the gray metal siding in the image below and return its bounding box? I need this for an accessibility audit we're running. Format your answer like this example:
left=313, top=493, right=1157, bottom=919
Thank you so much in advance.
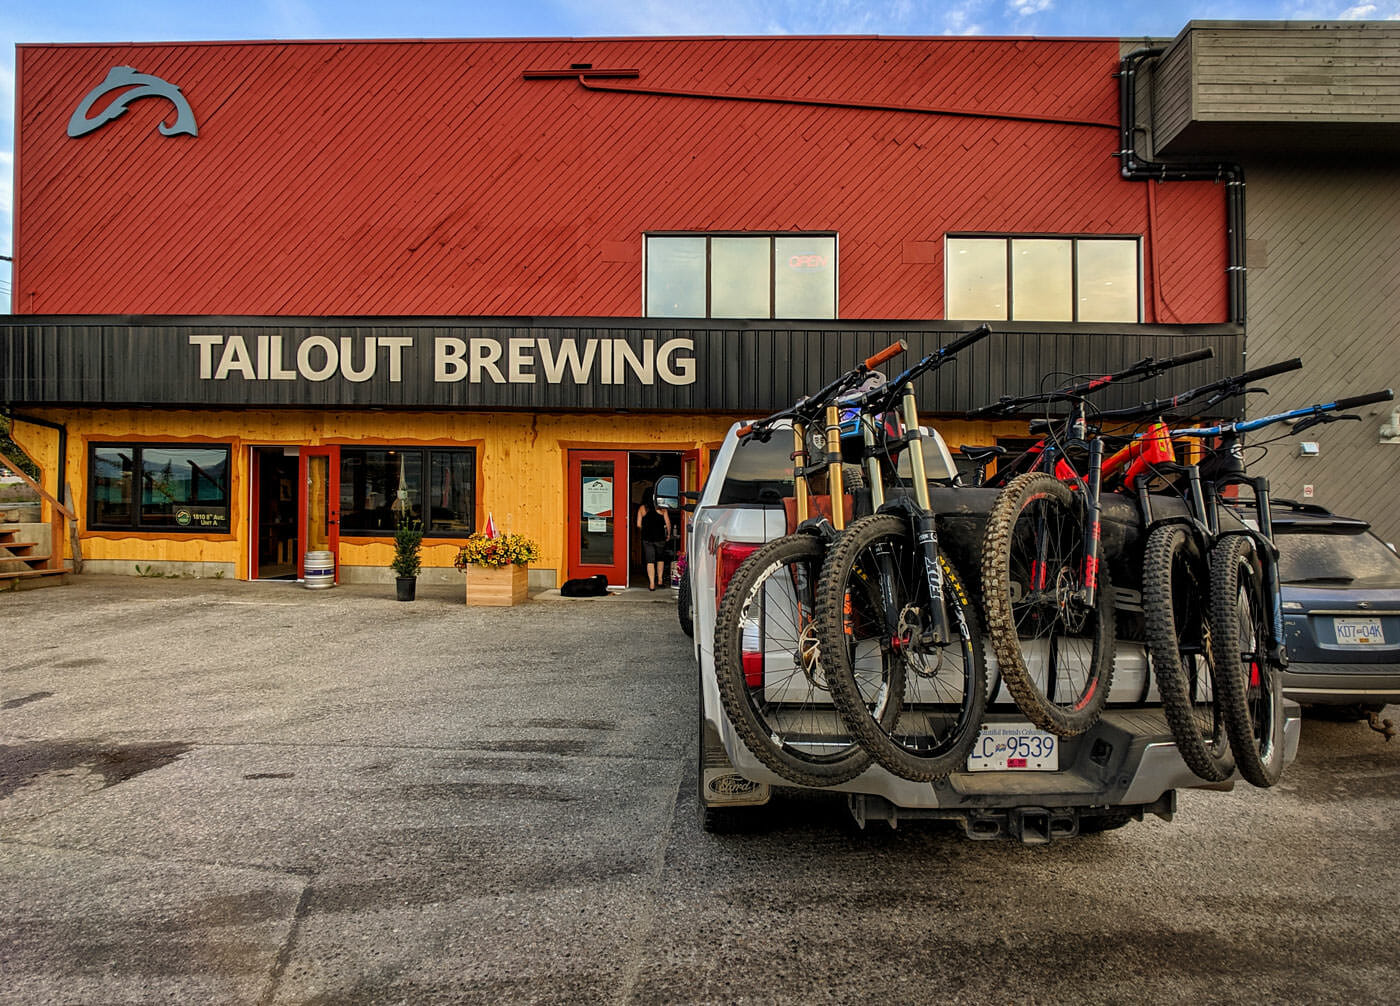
left=1242, top=162, right=1400, bottom=544
left=0, top=316, right=1241, bottom=417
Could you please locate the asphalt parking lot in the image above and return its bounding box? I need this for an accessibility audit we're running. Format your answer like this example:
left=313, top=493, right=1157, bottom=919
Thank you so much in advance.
left=3, top=574, right=1399, bottom=1005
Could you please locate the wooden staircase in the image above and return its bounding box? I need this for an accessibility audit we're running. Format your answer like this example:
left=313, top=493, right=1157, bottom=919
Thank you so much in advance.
left=1, top=523, right=67, bottom=587
left=1, top=449, right=73, bottom=591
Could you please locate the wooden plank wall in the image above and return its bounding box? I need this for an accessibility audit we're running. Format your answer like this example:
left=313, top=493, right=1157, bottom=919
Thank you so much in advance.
left=1191, top=23, right=1400, bottom=123
left=8, top=406, right=1062, bottom=583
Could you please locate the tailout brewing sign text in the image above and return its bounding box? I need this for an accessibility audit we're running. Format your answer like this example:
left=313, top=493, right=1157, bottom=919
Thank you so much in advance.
left=189, top=333, right=698, bottom=386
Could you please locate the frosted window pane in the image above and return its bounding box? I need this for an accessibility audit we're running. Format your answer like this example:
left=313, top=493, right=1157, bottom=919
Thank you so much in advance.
left=1078, top=239, right=1139, bottom=322
left=774, top=236, right=836, bottom=319
left=646, top=236, right=706, bottom=317
left=946, top=238, right=1007, bottom=321
left=1011, top=239, right=1072, bottom=321
left=711, top=238, right=772, bottom=318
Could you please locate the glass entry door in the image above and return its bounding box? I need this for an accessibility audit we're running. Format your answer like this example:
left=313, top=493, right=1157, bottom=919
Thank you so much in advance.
left=299, top=446, right=340, bottom=582
left=567, top=450, right=628, bottom=586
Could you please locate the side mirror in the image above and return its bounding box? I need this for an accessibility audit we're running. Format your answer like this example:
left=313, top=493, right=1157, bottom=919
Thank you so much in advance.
left=654, top=475, right=680, bottom=511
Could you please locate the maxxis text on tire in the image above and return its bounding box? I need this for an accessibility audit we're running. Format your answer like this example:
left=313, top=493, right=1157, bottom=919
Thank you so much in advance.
left=712, top=533, right=871, bottom=787
left=979, top=472, right=1115, bottom=737
left=1142, top=524, right=1232, bottom=783
left=814, top=514, right=988, bottom=782
left=1209, top=535, right=1285, bottom=787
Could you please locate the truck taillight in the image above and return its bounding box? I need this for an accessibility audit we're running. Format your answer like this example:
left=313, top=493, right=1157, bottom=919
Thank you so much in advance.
left=715, top=541, right=760, bottom=603
left=741, top=648, right=764, bottom=689
left=717, top=541, right=764, bottom=689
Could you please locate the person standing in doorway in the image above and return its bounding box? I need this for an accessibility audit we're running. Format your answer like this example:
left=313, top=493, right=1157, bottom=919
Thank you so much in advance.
left=636, top=491, right=672, bottom=591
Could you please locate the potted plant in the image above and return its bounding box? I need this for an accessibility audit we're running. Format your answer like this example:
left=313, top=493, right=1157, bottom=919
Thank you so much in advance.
left=391, top=515, right=423, bottom=601
left=454, top=530, right=539, bottom=606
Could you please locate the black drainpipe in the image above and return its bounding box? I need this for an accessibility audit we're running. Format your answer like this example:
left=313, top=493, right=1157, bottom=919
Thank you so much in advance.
left=1117, top=46, right=1247, bottom=326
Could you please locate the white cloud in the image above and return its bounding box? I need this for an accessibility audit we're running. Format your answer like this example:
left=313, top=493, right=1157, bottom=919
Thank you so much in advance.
left=1289, top=0, right=1400, bottom=16
left=1335, top=1, right=1400, bottom=15
left=1010, top=0, right=1053, bottom=16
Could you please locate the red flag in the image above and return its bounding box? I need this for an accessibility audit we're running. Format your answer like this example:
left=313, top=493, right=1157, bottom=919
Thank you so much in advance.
left=483, top=512, right=497, bottom=538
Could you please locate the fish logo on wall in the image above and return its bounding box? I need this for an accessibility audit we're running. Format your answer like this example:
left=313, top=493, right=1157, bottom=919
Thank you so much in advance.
left=68, top=66, right=198, bottom=138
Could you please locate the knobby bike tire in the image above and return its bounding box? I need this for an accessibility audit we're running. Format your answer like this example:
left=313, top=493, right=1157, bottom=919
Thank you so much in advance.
left=1142, top=524, right=1232, bottom=783
left=814, top=514, right=987, bottom=782
left=980, top=472, right=1115, bottom=737
left=1209, top=536, right=1285, bottom=788
left=712, top=533, right=871, bottom=787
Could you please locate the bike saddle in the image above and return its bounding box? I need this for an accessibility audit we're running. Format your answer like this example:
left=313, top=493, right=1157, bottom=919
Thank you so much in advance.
left=957, top=444, right=1007, bottom=465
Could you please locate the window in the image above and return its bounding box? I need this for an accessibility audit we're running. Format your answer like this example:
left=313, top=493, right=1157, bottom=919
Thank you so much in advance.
left=946, top=236, right=1140, bottom=323
left=645, top=234, right=837, bottom=319
left=89, top=443, right=231, bottom=532
left=339, top=447, right=476, bottom=536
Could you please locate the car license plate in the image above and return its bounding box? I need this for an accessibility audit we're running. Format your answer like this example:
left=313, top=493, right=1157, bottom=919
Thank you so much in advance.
left=966, top=723, right=1058, bottom=772
left=1335, top=618, right=1385, bottom=646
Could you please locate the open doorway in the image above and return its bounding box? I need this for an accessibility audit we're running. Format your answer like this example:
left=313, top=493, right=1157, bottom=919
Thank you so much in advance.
left=252, top=447, right=299, bottom=579
left=628, top=451, right=682, bottom=588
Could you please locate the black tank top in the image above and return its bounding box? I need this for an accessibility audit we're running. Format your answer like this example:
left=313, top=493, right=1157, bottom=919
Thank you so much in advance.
left=640, top=508, right=667, bottom=542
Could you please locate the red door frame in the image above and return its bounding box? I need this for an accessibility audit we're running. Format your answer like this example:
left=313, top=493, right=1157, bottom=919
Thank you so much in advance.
left=679, top=449, right=700, bottom=555
left=250, top=447, right=264, bottom=580
left=298, top=446, right=341, bottom=583
left=566, top=450, right=628, bottom=585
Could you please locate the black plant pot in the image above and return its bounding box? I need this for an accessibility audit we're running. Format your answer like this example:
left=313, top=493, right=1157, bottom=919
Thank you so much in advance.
left=395, top=576, right=417, bottom=602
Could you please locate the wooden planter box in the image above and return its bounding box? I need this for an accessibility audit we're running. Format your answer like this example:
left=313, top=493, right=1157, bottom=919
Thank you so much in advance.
left=464, top=563, right=528, bottom=606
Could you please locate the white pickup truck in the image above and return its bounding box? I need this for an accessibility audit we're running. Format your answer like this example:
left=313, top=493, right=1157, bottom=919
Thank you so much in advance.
left=686, top=421, right=1302, bottom=842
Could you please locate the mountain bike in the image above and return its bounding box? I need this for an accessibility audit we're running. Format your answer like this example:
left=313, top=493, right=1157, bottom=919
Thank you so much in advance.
left=969, top=349, right=1214, bottom=737
left=711, top=340, right=906, bottom=787
left=813, top=324, right=994, bottom=782
left=1143, top=388, right=1394, bottom=785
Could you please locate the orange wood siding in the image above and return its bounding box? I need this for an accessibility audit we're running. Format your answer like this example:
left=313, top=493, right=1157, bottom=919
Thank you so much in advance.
left=9, top=406, right=1019, bottom=582
left=16, top=36, right=1227, bottom=322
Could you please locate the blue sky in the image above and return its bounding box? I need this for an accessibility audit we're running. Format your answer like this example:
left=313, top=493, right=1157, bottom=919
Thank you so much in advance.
left=2, top=0, right=1398, bottom=312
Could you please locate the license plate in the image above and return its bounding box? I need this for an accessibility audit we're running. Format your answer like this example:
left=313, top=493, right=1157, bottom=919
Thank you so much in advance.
left=1335, top=618, right=1385, bottom=646
left=966, top=723, right=1059, bottom=772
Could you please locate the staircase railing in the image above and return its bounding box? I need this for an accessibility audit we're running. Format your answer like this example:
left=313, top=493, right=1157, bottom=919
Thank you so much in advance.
left=0, top=449, right=75, bottom=575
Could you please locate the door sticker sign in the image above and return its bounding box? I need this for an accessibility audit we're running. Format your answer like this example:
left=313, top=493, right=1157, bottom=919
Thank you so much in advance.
left=582, top=478, right=613, bottom=518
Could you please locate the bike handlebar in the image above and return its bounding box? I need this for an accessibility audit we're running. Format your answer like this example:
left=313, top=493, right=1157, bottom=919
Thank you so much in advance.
left=940, top=323, right=993, bottom=359
left=1334, top=389, right=1395, bottom=411
left=848, top=324, right=992, bottom=413
left=1171, top=388, right=1394, bottom=438
left=865, top=339, right=908, bottom=370
left=1065, top=347, right=1215, bottom=397
left=737, top=338, right=908, bottom=439
left=1241, top=357, right=1307, bottom=384
left=1095, top=356, right=1304, bottom=421
left=966, top=345, right=1215, bottom=418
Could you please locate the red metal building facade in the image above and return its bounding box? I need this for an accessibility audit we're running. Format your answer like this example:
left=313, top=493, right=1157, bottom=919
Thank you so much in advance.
left=13, top=36, right=1227, bottom=321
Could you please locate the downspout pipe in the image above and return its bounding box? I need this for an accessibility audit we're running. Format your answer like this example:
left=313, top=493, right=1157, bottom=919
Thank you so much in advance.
left=1117, top=46, right=1247, bottom=326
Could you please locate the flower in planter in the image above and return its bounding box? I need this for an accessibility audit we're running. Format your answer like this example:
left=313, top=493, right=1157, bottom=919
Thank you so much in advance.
left=453, top=531, right=540, bottom=569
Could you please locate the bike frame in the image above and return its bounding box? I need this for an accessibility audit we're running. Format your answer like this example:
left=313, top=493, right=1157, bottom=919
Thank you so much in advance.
left=848, top=324, right=993, bottom=646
